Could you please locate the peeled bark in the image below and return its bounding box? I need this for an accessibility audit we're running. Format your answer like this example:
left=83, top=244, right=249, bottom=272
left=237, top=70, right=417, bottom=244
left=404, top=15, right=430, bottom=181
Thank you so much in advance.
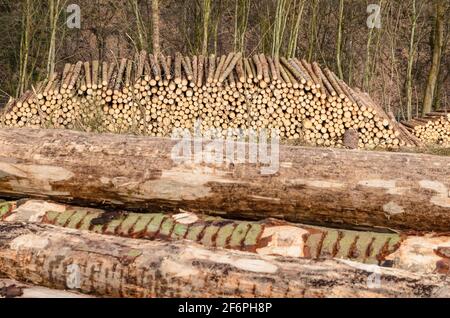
left=0, top=222, right=448, bottom=298
left=0, top=128, right=449, bottom=232
left=0, top=278, right=93, bottom=298
left=2, top=199, right=450, bottom=274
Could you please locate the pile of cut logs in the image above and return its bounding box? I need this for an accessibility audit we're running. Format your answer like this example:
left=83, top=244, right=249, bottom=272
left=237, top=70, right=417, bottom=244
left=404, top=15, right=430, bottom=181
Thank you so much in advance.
left=401, top=110, right=450, bottom=146
left=0, top=128, right=449, bottom=298
left=0, top=52, right=414, bottom=149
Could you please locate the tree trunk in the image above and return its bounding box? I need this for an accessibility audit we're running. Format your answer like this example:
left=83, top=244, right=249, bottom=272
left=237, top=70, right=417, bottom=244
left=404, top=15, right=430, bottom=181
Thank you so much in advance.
left=405, top=0, right=418, bottom=120
left=201, top=0, right=212, bottom=56
left=0, top=222, right=448, bottom=298
left=0, top=278, right=94, bottom=298
left=422, top=0, right=445, bottom=115
left=335, top=0, right=344, bottom=79
left=2, top=199, right=450, bottom=274
left=151, top=0, right=160, bottom=57
left=0, top=128, right=449, bottom=232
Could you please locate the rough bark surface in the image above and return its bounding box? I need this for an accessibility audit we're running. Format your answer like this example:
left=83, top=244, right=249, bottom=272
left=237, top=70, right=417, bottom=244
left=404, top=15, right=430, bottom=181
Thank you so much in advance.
left=0, top=128, right=449, bottom=231
left=2, top=199, right=450, bottom=274
left=0, top=278, right=93, bottom=298
left=0, top=222, right=449, bottom=298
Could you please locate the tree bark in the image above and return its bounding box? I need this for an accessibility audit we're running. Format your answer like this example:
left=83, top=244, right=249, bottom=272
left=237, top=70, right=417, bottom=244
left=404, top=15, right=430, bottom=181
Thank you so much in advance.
left=0, top=278, right=93, bottom=298
left=335, top=0, right=344, bottom=79
left=0, top=222, right=448, bottom=298
left=151, top=0, right=160, bottom=57
left=422, top=0, right=445, bottom=115
left=0, top=128, right=449, bottom=232
left=2, top=199, right=450, bottom=275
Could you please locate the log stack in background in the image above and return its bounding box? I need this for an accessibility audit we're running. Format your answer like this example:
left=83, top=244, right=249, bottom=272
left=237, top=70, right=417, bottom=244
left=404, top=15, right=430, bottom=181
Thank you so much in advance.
left=401, top=110, right=450, bottom=146
left=0, top=51, right=416, bottom=149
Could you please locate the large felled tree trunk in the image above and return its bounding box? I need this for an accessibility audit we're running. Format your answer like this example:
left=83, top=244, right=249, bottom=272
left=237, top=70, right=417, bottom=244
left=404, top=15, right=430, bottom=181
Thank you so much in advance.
left=0, top=222, right=448, bottom=298
left=0, top=128, right=449, bottom=232
left=2, top=199, right=450, bottom=274
left=0, top=278, right=93, bottom=298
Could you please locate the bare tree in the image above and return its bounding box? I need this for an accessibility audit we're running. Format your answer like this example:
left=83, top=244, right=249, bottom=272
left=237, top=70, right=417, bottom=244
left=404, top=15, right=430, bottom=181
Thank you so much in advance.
left=200, top=0, right=212, bottom=56
left=363, top=0, right=384, bottom=91
left=286, top=0, right=305, bottom=58
left=271, top=0, right=290, bottom=57
left=233, top=0, right=250, bottom=53
left=17, top=0, right=34, bottom=96
left=307, top=0, right=319, bottom=62
left=404, top=0, right=421, bottom=120
left=128, top=0, right=147, bottom=52
left=47, top=0, right=66, bottom=76
left=152, top=0, right=160, bottom=56
left=422, top=0, right=445, bottom=115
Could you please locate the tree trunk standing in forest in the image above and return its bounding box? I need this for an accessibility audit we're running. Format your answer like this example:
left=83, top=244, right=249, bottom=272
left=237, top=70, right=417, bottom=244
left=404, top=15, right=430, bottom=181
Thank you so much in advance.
left=130, top=0, right=147, bottom=52
left=233, top=0, right=250, bottom=53
left=405, top=0, right=420, bottom=120
left=422, top=0, right=445, bottom=116
left=17, top=0, right=33, bottom=98
left=286, top=0, right=305, bottom=58
left=363, top=0, right=384, bottom=92
left=335, top=0, right=344, bottom=79
left=0, top=128, right=449, bottom=232
left=307, top=0, right=319, bottom=62
left=46, top=0, right=65, bottom=77
left=201, top=0, right=212, bottom=56
left=152, top=0, right=160, bottom=57
left=271, top=0, right=289, bottom=58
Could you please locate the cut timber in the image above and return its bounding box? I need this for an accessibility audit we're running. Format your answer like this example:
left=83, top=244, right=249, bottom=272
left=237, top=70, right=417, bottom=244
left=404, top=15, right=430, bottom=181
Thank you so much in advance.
left=0, top=278, right=93, bottom=298
left=1, top=52, right=408, bottom=149
left=2, top=199, right=450, bottom=274
left=0, top=222, right=449, bottom=298
left=0, top=128, right=449, bottom=232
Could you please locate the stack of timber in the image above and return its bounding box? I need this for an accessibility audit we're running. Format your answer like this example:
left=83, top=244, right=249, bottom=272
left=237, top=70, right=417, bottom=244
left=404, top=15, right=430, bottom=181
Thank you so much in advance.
left=0, top=128, right=449, bottom=298
left=0, top=52, right=417, bottom=149
left=401, top=110, right=450, bottom=146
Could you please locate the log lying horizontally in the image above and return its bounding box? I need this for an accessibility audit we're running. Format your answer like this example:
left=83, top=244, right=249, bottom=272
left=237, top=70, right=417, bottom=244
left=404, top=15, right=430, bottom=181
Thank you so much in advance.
left=0, top=278, right=93, bottom=298
left=2, top=200, right=450, bottom=274
left=0, top=128, right=449, bottom=232
left=0, top=222, right=449, bottom=298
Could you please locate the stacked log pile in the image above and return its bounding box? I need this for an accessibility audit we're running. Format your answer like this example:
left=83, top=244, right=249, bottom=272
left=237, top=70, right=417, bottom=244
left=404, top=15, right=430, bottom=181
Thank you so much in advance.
left=0, top=52, right=414, bottom=149
left=401, top=110, right=450, bottom=146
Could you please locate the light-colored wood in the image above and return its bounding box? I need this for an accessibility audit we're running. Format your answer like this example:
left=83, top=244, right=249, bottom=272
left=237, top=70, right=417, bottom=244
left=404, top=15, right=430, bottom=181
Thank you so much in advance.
left=0, top=222, right=448, bottom=298
left=2, top=199, right=450, bottom=275
left=1, top=53, right=427, bottom=149
left=0, top=128, right=448, bottom=232
left=0, top=278, right=94, bottom=298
